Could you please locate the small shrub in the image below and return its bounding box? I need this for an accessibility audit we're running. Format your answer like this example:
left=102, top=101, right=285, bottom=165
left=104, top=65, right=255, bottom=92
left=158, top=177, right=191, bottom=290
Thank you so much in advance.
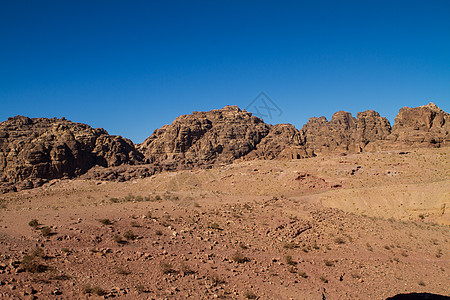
left=334, top=237, right=345, bottom=245
left=324, top=260, right=334, bottom=267
left=115, top=267, right=131, bottom=275
left=28, top=219, right=39, bottom=228
left=155, top=230, right=163, bottom=236
left=136, top=284, right=147, bottom=293
left=21, top=254, right=47, bottom=273
left=160, top=262, right=176, bottom=274
left=154, top=195, right=162, bottom=201
left=180, top=263, right=196, bottom=275
left=82, top=284, right=106, bottom=296
left=99, top=219, right=112, bottom=225
left=113, top=234, right=126, bottom=244
left=384, top=245, right=391, bottom=250
left=109, top=197, right=120, bottom=203
left=30, top=247, right=45, bottom=258
left=400, top=251, right=408, bottom=257
left=418, top=280, right=426, bottom=286
left=244, top=291, right=257, bottom=299
left=282, top=241, right=298, bottom=249
left=62, top=248, right=71, bottom=253
left=436, top=249, right=442, bottom=258
left=210, top=222, right=221, bottom=230
left=41, top=226, right=52, bottom=237
left=124, top=230, right=136, bottom=240
left=285, top=255, right=296, bottom=266
left=366, top=243, right=373, bottom=252
left=232, top=251, right=249, bottom=263
left=239, top=243, right=248, bottom=250
left=298, top=271, right=308, bottom=278
left=320, top=276, right=328, bottom=283
left=208, top=273, right=225, bottom=286
left=131, top=221, right=140, bottom=227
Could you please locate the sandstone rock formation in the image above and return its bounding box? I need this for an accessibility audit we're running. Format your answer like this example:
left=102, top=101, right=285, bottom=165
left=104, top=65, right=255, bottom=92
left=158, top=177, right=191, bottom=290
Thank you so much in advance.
left=244, top=124, right=312, bottom=160
left=138, top=106, right=271, bottom=168
left=0, top=116, right=143, bottom=192
left=300, top=110, right=392, bottom=154
left=387, top=103, right=450, bottom=147
left=1, top=102, right=448, bottom=193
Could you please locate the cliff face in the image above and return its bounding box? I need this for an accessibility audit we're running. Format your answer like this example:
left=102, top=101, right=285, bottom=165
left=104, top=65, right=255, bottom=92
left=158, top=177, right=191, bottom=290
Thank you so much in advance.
left=300, top=110, right=392, bottom=154
left=387, top=103, right=450, bottom=147
left=0, top=116, right=143, bottom=192
left=138, top=106, right=271, bottom=168
left=1, top=102, right=448, bottom=192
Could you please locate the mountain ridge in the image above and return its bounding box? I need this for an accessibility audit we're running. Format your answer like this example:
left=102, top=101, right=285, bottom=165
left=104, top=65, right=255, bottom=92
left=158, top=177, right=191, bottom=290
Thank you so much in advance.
left=1, top=102, right=449, bottom=192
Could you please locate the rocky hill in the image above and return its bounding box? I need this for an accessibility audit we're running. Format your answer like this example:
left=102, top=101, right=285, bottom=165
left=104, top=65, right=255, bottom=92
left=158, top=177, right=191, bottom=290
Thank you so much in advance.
left=387, top=102, right=450, bottom=147
left=138, top=105, right=271, bottom=168
left=300, top=110, right=392, bottom=154
left=0, top=116, right=143, bottom=192
left=1, top=103, right=448, bottom=192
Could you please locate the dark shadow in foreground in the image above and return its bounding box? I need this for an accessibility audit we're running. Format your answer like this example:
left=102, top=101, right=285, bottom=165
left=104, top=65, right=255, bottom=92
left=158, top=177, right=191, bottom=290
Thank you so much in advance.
left=386, top=293, right=449, bottom=300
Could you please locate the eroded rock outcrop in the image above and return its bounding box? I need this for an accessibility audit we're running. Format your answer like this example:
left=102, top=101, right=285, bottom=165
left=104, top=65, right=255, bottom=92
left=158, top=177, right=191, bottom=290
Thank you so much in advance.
left=138, top=106, right=271, bottom=168
left=300, top=110, right=392, bottom=154
left=244, top=124, right=312, bottom=160
left=387, top=103, right=450, bottom=147
left=0, top=116, right=143, bottom=192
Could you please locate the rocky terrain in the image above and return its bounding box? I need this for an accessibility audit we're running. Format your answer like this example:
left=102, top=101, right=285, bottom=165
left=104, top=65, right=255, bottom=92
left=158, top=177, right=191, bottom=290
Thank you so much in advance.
left=1, top=103, right=449, bottom=193
left=0, top=103, right=449, bottom=299
left=0, top=146, right=448, bottom=299
left=0, top=116, right=143, bottom=193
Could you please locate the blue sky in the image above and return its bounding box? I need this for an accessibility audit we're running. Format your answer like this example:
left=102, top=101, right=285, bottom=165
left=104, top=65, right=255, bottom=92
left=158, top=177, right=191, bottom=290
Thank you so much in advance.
left=1, top=1, right=449, bottom=143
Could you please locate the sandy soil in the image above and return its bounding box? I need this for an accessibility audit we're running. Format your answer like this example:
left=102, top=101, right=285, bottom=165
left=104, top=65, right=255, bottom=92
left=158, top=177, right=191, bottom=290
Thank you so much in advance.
left=0, top=147, right=449, bottom=299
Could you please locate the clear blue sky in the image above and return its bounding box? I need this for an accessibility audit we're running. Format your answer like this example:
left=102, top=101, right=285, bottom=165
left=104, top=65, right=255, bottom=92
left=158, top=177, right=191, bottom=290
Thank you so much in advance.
left=1, top=1, right=449, bottom=143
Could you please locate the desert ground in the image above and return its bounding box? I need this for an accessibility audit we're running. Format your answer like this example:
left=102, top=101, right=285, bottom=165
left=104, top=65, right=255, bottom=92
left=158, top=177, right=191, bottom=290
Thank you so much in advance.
left=0, top=147, right=449, bottom=299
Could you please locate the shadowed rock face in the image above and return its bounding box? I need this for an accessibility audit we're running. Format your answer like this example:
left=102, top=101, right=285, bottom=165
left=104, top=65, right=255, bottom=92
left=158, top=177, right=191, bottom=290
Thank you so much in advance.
left=244, top=124, right=312, bottom=160
left=0, top=116, right=143, bottom=191
left=138, top=106, right=271, bottom=168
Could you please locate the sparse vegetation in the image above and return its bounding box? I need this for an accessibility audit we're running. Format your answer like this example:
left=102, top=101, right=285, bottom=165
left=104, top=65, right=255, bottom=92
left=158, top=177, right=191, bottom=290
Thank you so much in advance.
left=21, top=248, right=47, bottom=273
left=285, top=255, right=296, bottom=266
left=160, top=262, right=176, bottom=274
left=113, top=234, right=126, bottom=244
left=232, top=251, right=249, bottom=263
left=208, top=273, right=226, bottom=286
left=115, top=267, right=131, bottom=275
left=210, top=222, right=221, bottom=230
left=282, top=241, right=298, bottom=249
left=28, top=219, right=39, bottom=228
left=244, top=290, right=257, bottom=299
left=334, top=237, right=346, bottom=244
left=298, top=271, right=308, bottom=278
left=41, top=226, right=52, bottom=237
left=124, top=230, right=136, bottom=240
left=82, top=284, right=106, bottom=296
left=180, top=263, right=196, bottom=275
left=324, top=260, right=334, bottom=267
left=99, top=218, right=112, bottom=225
